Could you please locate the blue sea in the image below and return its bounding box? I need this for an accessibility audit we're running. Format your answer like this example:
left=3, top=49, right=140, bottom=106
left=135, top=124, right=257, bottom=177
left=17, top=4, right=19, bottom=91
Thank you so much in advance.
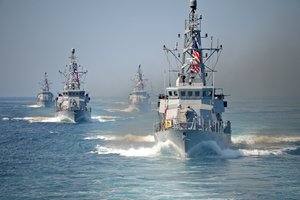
left=0, top=96, right=300, bottom=199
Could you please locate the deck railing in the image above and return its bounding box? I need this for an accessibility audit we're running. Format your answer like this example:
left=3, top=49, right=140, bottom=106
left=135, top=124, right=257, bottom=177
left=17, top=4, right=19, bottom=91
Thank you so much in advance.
left=154, top=117, right=230, bottom=134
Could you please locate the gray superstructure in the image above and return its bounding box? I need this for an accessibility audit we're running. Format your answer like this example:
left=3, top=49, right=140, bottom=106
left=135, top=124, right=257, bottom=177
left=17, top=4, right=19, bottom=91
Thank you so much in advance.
left=55, top=49, right=91, bottom=123
left=154, top=0, right=231, bottom=157
left=129, top=64, right=151, bottom=111
left=37, top=72, right=54, bottom=107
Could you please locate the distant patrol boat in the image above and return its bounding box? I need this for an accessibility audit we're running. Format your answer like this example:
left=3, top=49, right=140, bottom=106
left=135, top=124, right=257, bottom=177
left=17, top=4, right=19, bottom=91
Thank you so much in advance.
left=154, top=0, right=231, bottom=157
left=37, top=72, right=54, bottom=107
left=129, top=64, right=151, bottom=111
left=55, top=49, right=91, bottom=122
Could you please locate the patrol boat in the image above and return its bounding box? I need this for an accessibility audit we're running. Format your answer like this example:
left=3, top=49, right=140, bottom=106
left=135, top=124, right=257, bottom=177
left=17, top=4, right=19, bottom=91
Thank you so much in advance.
left=37, top=72, right=54, bottom=107
left=129, top=64, right=151, bottom=111
left=154, top=0, right=231, bottom=157
left=55, top=49, right=91, bottom=122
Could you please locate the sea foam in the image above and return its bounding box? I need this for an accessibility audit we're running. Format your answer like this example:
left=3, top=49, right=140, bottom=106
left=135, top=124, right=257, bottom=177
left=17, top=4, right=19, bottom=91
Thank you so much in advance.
left=232, top=135, right=300, bottom=145
left=91, top=115, right=119, bottom=122
left=89, top=133, right=298, bottom=159
left=105, top=105, right=138, bottom=113
left=26, top=104, right=42, bottom=108
left=84, top=134, right=155, bottom=143
left=92, top=140, right=185, bottom=158
left=10, top=116, right=65, bottom=123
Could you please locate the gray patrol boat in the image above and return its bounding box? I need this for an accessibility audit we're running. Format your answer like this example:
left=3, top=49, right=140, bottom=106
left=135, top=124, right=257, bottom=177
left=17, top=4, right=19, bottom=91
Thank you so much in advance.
left=129, top=64, right=151, bottom=111
left=37, top=72, right=54, bottom=107
left=154, top=0, right=231, bottom=157
left=55, top=49, right=91, bottom=122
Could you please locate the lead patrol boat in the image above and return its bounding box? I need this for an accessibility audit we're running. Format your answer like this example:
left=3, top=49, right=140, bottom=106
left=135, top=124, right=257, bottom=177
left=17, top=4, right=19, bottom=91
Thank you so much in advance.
left=129, top=64, right=151, bottom=111
left=37, top=72, right=54, bottom=107
left=55, top=49, right=91, bottom=123
left=154, top=0, right=231, bottom=157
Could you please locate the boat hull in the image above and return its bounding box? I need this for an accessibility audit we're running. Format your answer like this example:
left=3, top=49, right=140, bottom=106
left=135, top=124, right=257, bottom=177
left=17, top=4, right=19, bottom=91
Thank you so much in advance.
left=129, top=101, right=151, bottom=111
left=37, top=100, right=54, bottom=107
left=154, top=129, right=231, bottom=157
left=129, top=94, right=151, bottom=111
left=37, top=92, right=54, bottom=107
left=56, top=110, right=91, bottom=123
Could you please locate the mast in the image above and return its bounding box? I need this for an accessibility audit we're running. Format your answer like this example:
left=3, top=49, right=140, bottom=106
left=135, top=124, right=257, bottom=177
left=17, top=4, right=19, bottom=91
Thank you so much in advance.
left=41, top=72, right=50, bottom=92
left=165, top=0, right=222, bottom=87
left=182, top=0, right=205, bottom=85
left=133, top=64, right=145, bottom=91
left=39, top=72, right=51, bottom=92
left=60, top=48, right=87, bottom=91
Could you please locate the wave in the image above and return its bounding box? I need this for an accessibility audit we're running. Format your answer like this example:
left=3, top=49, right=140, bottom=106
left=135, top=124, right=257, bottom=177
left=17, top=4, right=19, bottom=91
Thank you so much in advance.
left=91, top=140, right=184, bottom=157
left=88, top=134, right=300, bottom=159
left=91, top=115, right=119, bottom=122
left=105, top=105, right=138, bottom=113
left=187, top=141, right=242, bottom=158
left=84, top=134, right=155, bottom=143
left=4, top=115, right=120, bottom=123
left=188, top=140, right=294, bottom=158
left=231, top=134, right=300, bottom=157
left=90, top=139, right=240, bottom=158
left=5, top=116, right=65, bottom=123
left=91, top=141, right=293, bottom=158
left=25, top=104, right=42, bottom=108
left=232, top=135, right=300, bottom=145
left=239, top=148, right=286, bottom=156
left=2, top=117, right=9, bottom=121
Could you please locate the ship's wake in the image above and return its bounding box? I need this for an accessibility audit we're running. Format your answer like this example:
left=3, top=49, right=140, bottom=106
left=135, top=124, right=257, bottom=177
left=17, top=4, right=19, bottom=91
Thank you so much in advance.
left=25, top=104, right=42, bottom=108
left=187, top=141, right=242, bottom=158
left=1, top=115, right=120, bottom=123
left=88, top=133, right=300, bottom=159
left=106, top=105, right=139, bottom=113
left=187, top=134, right=300, bottom=158
left=85, top=134, right=155, bottom=142
left=232, top=135, right=300, bottom=146
left=91, top=140, right=185, bottom=158
left=91, top=115, right=119, bottom=122
left=186, top=140, right=297, bottom=158
left=231, top=135, right=300, bottom=156
left=2, top=116, right=67, bottom=123
left=87, top=133, right=185, bottom=157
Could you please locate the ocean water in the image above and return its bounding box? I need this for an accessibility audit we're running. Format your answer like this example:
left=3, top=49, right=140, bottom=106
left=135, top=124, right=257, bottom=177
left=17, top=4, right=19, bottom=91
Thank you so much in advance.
left=0, top=96, right=300, bottom=199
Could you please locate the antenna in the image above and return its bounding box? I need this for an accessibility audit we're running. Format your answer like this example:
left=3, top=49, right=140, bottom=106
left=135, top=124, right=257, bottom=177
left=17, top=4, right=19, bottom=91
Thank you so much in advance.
left=189, top=0, right=197, bottom=10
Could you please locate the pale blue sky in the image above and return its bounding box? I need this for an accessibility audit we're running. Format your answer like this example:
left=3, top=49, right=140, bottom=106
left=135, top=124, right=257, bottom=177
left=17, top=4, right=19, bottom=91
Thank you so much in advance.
left=0, top=0, right=300, bottom=98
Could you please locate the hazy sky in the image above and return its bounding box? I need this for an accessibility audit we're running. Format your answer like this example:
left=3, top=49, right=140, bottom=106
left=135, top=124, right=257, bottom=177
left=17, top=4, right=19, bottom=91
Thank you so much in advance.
left=0, top=0, right=300, bottom=98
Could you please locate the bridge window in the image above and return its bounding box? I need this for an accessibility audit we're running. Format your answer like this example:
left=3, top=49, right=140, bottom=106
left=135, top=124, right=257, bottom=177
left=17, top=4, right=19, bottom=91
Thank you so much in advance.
left=188, top=91, right=193, bottom=97
left=195, top=91, right=200, bottom=96
left=203, top=90, right=212, bottom=97
left=180, top=91, right=186, bottom=96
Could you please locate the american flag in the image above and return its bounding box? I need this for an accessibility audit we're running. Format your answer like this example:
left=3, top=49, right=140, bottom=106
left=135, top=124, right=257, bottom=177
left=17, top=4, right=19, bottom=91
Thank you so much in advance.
left=74, top=70, right=79, bottom=85
left=191, top=42, right=201, bottom=73
left=191, top=50, right=201, bottom=73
